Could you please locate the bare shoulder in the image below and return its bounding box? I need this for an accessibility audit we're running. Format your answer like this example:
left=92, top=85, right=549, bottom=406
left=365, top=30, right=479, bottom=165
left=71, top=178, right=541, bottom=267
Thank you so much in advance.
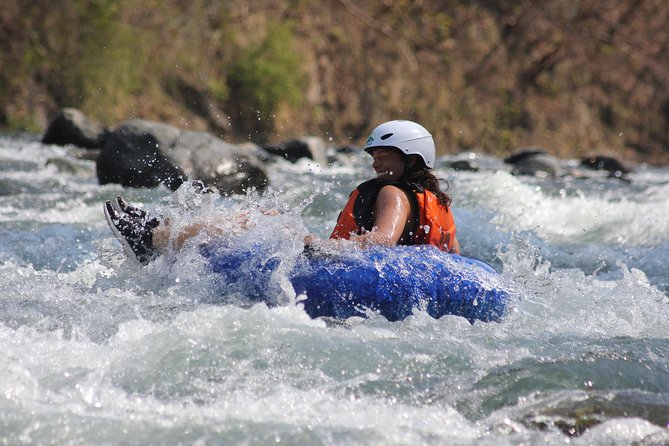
left=377, top=185, right=409, bottom=201
left=375, top=185, right=411, bottom=213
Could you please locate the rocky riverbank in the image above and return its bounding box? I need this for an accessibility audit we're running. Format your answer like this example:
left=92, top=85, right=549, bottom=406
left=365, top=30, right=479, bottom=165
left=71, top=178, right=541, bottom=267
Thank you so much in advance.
left=42, top=108, right=635, bottom=195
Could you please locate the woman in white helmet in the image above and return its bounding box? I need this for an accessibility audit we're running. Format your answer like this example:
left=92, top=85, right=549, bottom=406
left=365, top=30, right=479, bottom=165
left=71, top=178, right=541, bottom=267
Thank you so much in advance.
left=103, top=120, right=459, bottom=265
left=328, top=120, right=460, bottom=253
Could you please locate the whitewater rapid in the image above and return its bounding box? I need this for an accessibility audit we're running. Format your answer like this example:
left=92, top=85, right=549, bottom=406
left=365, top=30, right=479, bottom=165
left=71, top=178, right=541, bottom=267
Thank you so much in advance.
left=0, top=134, right=668, bottom=445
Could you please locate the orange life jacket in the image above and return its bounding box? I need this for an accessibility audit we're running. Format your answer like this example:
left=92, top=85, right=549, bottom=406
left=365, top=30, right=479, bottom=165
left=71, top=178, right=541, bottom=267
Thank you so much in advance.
left=329, top=179, right=457, bottom=251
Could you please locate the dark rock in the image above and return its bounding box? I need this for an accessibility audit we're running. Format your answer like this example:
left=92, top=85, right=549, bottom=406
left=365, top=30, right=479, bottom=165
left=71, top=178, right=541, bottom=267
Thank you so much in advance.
left=42, top=108, right=107, bottom=148
left=324, top=145, right=364, bottom=166
left=511, top=153, right=561, bottom=177
left=75, top=149, right=102, bottom=162
left=326, top=145, right=362, bottom=166
left=504, top=147, right=548, bottom=165
left=447, top=159, right=479, bottom=172
left=96, top=119, right=269, bottom=194
left=262, top=136, right=328, bottom=165
left=335, top=145, right=363, bottom=154
left=579, top=155, right=633, bottom=175
left=96, top=120, right=184, bottom=190
left=46, top=156, right=94, bottom=175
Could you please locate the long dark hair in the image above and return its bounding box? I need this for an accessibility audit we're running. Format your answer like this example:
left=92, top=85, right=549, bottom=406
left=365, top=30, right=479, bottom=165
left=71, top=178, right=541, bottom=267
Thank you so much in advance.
left=401, top=156, right=452, bottom=208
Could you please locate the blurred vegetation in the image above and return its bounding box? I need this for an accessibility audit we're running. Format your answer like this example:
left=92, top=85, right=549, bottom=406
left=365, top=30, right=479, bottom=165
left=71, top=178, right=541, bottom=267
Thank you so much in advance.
left=1, top=0, right=668, bottom=163
left=227, top=21, right=304, bottom=140
left=1, top=0, right=142, bottom=126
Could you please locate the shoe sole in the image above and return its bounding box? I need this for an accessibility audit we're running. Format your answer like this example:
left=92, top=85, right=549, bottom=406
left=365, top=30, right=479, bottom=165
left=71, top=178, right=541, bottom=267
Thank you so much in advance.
left=103, top=200, right=141, bottom=263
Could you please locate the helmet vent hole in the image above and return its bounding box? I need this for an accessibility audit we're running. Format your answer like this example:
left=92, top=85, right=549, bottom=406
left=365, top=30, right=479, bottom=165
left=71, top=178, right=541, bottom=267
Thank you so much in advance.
left=380, top=133, right=394, bottom=140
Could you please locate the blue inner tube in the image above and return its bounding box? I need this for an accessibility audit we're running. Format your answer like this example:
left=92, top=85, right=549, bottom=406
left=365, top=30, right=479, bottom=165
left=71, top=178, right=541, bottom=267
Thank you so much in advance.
left=203, top=243, right=510, bottom=323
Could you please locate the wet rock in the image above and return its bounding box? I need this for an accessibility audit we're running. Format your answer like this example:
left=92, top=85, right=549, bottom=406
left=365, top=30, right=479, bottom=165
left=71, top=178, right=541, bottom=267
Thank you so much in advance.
left=580, top=154, right=633, bottom=175
left=324, top=145, right=365, bottom=167
left=45, top=156, right=95, bottom=176
left=522, top=392, right=669, bottom=436
left=504, top=147, right=548, bottom=165
left=42, top=108, right=108, bottom=148
left=172, top=130, right=269, bottom=194
left=447, top=159, right=480, bottom=172
left=511, top=153, right=562, bottom=178
left=75, top=149, right=102, bottom=162
left=262, top=136, right=328, bottom=166
left=335, top=144, right=362, bottom=154
left=96, top=120, right=184, bottom=190
left=96, top=119, right=269, bottom=194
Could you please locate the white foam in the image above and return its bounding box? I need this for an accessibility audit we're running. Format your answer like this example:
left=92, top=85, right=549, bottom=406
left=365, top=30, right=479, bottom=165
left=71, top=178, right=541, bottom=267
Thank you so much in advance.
left=456, top=170, right=669, bottom=246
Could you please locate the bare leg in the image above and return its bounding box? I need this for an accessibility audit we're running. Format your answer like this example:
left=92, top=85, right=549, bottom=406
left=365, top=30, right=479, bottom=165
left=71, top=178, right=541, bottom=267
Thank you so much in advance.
left=151, top=212, right=256, bottom=252
left=152, top=221, right=216, bottom=252
left=151, top=223, right=171, bottom=252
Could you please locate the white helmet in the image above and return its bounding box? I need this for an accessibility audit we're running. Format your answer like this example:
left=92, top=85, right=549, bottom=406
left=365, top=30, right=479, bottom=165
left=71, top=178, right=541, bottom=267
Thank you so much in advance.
left=364, top=120, right=435, bottom=168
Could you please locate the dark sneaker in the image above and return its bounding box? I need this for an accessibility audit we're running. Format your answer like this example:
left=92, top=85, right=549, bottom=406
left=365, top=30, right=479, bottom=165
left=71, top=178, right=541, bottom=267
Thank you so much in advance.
left=104, top=200, right=160, bottom=265
left=115, top=196, right=149, bottom=220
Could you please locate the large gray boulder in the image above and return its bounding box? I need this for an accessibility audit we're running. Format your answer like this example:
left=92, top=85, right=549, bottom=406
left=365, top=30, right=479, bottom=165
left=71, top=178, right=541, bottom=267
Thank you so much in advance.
left=172, top=130, right=270, bottom=194
left=96, top=119, right=269, bottom=193
left=42, top=108, right=107, bottom=148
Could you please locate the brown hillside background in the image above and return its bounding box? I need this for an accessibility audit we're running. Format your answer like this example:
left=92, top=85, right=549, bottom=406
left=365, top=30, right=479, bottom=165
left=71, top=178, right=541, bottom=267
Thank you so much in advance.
left=2, top=0, right=668, bottom=164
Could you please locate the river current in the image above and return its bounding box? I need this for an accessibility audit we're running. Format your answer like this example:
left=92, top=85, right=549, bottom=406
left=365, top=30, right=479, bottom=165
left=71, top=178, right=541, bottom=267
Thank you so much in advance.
left=1, top=134, right=668, bottom=445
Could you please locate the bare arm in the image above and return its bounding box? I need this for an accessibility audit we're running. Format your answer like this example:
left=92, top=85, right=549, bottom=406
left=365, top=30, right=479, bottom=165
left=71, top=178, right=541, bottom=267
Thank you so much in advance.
left=450, top=236, right=461, bottom=254
left=351, top=185, right=411, bottom=247
left=307, top=186, right=411, bottom=249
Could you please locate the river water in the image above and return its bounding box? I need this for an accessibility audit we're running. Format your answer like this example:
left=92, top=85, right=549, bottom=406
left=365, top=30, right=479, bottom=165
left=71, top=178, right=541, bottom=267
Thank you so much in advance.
left=1, top=134, right=668, bottom=445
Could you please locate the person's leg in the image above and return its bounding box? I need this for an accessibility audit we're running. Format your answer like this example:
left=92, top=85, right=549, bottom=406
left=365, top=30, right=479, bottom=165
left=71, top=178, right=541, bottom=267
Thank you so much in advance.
left=151, top=223, right=170, bottom=252
left=105, top=196, right=230, bottom=261
left=151, top=221, right=207, bottom=252
left=105, top=196, right=271, bottom=263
